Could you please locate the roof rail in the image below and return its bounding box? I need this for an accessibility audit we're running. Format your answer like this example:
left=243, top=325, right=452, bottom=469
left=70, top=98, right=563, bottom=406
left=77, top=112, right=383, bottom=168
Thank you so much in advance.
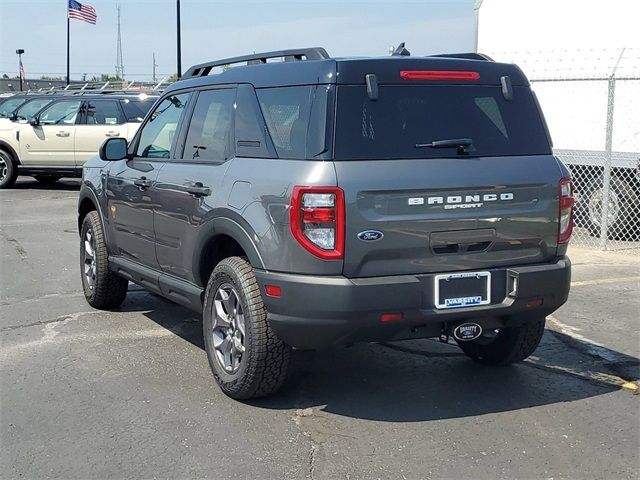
left=429, top=52, right=495, bottom=62
left=183, top=47, right=330, bottom=78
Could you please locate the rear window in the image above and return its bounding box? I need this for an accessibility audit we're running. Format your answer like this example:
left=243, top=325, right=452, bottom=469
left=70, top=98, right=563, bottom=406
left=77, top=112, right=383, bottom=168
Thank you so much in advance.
left=120, top=98, right=155, bottom=122
left=333, top=85, right=551, bottom=160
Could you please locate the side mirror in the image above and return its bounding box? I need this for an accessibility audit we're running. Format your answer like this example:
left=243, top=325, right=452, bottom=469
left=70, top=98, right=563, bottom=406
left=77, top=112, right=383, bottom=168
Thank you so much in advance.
left=99, top=137, right=128, bottom=161
left=29, top=116, right=39, bottom=126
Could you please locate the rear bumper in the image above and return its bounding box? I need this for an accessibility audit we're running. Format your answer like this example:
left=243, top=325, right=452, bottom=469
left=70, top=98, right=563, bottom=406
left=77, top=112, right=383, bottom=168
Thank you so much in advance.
left=254, top=257, right=571, bottom=349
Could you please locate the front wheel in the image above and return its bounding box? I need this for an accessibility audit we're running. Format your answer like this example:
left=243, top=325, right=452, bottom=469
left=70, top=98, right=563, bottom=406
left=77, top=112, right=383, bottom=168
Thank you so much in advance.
left=0, top=149, right=18, bottom=189
left=80, top=211, right=128, bottom=309
left=203, top=256, right=291, bottom=399
left=455, top=318, right=545, bottom=365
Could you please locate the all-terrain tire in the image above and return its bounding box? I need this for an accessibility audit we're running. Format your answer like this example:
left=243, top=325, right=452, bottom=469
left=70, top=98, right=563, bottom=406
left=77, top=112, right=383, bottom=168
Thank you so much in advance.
left=34, top=175, right=62, bottom=185
left=80, top=211, right=128, bottom=309
left=0, top=149, right=18, bottom=189
left=203, top=256, right=291, bottom=400
left=456, top=318, right=545, bottom=365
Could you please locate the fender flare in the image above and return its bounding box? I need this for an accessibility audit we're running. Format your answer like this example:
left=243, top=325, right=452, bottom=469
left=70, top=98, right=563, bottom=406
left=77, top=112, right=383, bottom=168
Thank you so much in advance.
left=77, top=187, right=108, bottom=241
left=0, top=140, right=19, bottom=165
left=192, top=216, right=265, bottom=285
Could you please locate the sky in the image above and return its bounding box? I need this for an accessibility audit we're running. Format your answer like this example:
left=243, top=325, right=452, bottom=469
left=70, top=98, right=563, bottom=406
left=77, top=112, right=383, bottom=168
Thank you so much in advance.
left=0, top=0, right=477, bottom=82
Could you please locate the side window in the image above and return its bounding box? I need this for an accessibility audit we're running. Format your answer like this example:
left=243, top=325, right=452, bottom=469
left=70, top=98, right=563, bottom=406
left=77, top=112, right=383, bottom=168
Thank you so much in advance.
left=135, top=93, right=190, bottom=159
left=183, top=89, right=235, bottom=162
left=84, top=100, right=124, bottom=125
left=235, top=84, right=275, bottom=158
left=39, top=101, right=82, bottom=125
left=120, top=99, right=155, bottom=122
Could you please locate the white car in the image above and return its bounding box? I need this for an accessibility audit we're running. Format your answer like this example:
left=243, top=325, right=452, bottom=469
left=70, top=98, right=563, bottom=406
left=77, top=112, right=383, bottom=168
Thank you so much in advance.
left=0, top=93, right=157, bottom=188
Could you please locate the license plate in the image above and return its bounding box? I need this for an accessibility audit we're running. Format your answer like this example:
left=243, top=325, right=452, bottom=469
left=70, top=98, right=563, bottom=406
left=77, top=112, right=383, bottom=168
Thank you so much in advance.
left=434, top=271, right=491, bottom=309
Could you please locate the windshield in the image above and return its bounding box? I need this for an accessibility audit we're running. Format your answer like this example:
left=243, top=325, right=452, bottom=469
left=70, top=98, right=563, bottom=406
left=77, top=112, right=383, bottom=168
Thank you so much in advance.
left=333, top=85, right=552, bottom=160
left=0, top=98, right=27, bottom=117
left=14, top=98, right=53, bottom=120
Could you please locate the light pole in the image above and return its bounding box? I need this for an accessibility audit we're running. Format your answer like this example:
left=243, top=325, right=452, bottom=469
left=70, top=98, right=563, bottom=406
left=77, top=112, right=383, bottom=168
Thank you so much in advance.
left=16, top=49, right=25, bottom=91
left=176, top=0, right=182, bottom=79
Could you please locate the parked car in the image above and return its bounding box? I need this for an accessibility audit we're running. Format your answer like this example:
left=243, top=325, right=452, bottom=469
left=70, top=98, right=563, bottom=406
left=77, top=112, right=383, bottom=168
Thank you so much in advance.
left=0, top=93, right=157, bottom=187
left=78, top=47, right=573, bottom=399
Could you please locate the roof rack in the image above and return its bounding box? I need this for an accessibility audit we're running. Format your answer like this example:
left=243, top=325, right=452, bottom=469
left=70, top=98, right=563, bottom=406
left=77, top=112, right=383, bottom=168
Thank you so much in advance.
left=429, top=52, right=495, bottom=62
left=183, top=47, right=330, bottom=78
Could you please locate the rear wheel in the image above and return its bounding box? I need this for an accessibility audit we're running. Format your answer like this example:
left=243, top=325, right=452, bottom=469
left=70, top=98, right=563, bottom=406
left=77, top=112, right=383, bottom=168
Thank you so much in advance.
left=455, top=318, right=545, bottom=365
left=80, top=211, right=128, bottom=309
left=0, top=149, right=17, bottom=189
left=34, top=175, right=61, bottom=185
left=203, top=256, right=291, bottom=399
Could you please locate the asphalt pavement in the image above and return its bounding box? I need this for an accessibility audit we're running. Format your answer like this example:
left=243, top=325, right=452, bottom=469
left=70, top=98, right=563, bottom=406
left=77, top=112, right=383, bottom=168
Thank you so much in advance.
left=1, top=177, right=639, bottom=479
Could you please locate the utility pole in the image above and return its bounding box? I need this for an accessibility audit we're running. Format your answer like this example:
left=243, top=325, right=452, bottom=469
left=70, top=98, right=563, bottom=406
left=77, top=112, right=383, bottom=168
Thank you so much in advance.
left=152, top=52, right=157, bottom=82
left=115, top=4, right=124, bottom=79
left=176, top=0, right=182, bottom=79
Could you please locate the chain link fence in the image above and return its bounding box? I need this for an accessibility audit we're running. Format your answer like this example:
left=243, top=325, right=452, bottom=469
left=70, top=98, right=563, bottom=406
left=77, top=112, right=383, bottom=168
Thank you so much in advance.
left=491, top=48, right=640, bottom=253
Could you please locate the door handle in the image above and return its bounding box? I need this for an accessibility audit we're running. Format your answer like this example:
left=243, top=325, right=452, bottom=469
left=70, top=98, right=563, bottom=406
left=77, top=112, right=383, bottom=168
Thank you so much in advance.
left=184, top=183, right=211, bottom=197
left=105, top=131, right=120, bottom=137
left=56, top=131, right=70, bottom=137
left=134, top=177, right=153, bottom=190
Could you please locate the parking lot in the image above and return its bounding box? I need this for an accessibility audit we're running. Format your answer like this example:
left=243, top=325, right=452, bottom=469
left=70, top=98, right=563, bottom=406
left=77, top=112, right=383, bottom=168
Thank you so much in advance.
left=1, top=177, right=638, bottom=479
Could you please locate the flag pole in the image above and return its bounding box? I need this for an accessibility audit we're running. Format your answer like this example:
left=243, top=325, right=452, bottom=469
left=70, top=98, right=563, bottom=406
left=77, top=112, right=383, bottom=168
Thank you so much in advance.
left=66, top=13, right=70, bottom=85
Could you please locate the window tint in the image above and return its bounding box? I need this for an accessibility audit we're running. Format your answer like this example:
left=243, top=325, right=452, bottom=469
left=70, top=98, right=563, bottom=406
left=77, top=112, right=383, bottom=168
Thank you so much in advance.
left=334, top=85, right=552, bottom=160
left=256, top=86, right=311, bottom=159
left=135, top=93, right=189, bottom=159
left=120, top=99, right=155, bottom=122
left=256, top=86, right=330, bottom=159
left=14, top=98, right=53, bottom=120
left=234, top=84, right=274, bottom=158
left=0, top=98, right=27, bottom=117
left=39, top=100, right=82, bottom=125
left=183, top=89, right=235, bottom=162
left=84, top=100, right=124, bottom=125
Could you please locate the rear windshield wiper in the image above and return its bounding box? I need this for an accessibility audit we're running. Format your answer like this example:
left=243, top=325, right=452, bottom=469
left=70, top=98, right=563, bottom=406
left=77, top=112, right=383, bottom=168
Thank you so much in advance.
left=415, top=138, right=475, bottom=155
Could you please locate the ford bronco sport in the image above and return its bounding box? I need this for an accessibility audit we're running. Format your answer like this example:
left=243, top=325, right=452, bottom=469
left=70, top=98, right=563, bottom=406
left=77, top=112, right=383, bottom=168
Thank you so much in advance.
left=0, top=92, right=156, bottom=188
left=78, top=47, right=573, bottom=399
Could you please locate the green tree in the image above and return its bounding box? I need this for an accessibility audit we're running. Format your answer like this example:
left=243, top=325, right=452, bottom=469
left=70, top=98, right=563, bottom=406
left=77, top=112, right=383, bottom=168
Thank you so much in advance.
left=90, top=74, right=124, bottom=83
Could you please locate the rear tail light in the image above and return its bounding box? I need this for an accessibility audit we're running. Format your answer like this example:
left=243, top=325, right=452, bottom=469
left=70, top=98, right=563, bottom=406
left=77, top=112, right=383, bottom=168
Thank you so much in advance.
left=400, top=70, right=480, bottom=81
left=558, top=178, right=575, bottom=244
left=290, top=186, right=345, bottom=260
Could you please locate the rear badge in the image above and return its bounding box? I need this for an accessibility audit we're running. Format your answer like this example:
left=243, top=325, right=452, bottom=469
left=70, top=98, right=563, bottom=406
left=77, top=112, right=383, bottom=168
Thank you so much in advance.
left=357, top=230, right=384, bottom=241
left=453, top=323, right=483, bottom=342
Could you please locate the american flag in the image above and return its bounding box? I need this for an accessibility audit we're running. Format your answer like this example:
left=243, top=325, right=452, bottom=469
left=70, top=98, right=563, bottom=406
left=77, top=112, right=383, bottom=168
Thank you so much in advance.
left=68, top=0, right=97, bottom=25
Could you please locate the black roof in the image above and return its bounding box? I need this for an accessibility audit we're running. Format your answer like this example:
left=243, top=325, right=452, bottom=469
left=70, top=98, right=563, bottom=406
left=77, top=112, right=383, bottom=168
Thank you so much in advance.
left=168, top=49, right=529, bottom=93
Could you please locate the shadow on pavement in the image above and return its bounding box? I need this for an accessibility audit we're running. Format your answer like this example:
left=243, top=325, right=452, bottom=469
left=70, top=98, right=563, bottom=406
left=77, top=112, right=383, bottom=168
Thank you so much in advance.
left=122, top=291, right=639, bottom=422
left=12, top=177, right=80, bottom=191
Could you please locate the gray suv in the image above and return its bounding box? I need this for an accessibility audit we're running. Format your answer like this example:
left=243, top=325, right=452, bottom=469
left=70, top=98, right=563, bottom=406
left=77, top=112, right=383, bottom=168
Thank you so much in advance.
left=78, top=48, right=573, bottom=399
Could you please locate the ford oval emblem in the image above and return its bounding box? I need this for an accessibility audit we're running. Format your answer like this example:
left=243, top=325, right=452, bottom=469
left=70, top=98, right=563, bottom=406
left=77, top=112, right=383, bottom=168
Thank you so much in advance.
left=453, top=323, right=483, bottom=342
left=357, top=230, right=384, bottom=241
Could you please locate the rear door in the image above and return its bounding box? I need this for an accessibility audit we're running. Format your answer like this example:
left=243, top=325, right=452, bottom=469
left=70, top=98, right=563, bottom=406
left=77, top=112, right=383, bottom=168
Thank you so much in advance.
left=153, top=87, right=236, bottom=282
left=333, top=83, right=563, bottom=278
left=105, top=92, right=191, bottom=269
left=18, top=99, right=81, bottom=167
left=75, top=99, right=127, bottom=166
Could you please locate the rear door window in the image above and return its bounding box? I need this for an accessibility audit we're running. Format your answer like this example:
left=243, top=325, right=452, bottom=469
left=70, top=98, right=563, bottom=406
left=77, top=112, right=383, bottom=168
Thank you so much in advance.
left=182, top=88, right=235, bottom=162
left=83, top=100, right=125, bottom=125
left=333, top=85, right=551, bottom=160
left=120, top=98, right=155, bottom=122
